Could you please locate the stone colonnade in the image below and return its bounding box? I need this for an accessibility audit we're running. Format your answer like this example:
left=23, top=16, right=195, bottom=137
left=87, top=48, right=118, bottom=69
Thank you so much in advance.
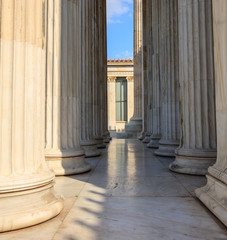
left=0, top=0, right=227, bottom=232
left=140, top=0, right=226, bottom=226
left=0, top=0, right=108, bottom=232
left=141, top=0, right=216, bottom=172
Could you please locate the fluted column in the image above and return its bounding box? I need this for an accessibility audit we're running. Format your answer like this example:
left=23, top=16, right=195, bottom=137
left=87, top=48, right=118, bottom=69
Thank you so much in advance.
left=141, top=0, right=151, bottom=144
left=93, top=0, right=106, bottom=149
left=147, top=0, right=162, bottom=148
left=155, top=0, right=180, bottom=157
left=143, top=0, right=153, bottom=147
left=0, top=0, right=63, bottom=232
left=101, top=0, right=111, bottom=143
left=80, top=0, right=101, bottom=157
left=196, top=0, right=227, bottom=226
left=125, top=0, right=143, bottom=138
left=170, top=0, right=216, bottom=175
left=45, top=0, right=91, bottom=174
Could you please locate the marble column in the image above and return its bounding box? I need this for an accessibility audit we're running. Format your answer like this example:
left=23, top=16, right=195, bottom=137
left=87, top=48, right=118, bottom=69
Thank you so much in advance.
left=155, top=0, right=180, bottom=157
left=195, top=0, right=227, bottom=227
left=125, top=0, right=143, bottom=138
left=141, top=0, right=151, bottom=144
left=45, top=0, right=91, bottom=174
left=147, top=0, right=162, bottom=149
left=80, top=0, right=101, bottom=157
left=169, top=0, right=217, bottom=175
left=101, top=0, right=111, bottom=143
left=93, top=0, right=106, bottom=149
left=0, top=0, right=63, bottom=232
left=142, top=0, right=153, bottom=147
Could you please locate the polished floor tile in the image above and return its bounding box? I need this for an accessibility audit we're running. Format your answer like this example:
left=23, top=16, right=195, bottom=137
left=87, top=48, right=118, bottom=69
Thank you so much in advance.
left=54, top=197, right=227, bottom=240
left=80, top=176, right=190, bottom=197
left=1, top=139, right=227, bottom=240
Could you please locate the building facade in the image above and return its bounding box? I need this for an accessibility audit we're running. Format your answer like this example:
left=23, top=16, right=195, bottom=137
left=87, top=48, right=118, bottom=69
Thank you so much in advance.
left=107, top=59, right=134, bottom=133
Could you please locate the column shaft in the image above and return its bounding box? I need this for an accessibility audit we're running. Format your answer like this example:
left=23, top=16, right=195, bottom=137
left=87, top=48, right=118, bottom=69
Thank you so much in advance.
left=101, top=0, right=111, bottom=143
left=141, top=0, right=151, bottom=143
left=45, top=0, right=91, bottom=174
left=93, top=0, right=106, bottom=148
left=196, top=0, right=227, bottom=226
left=80, top=0, right=101, bottom=157
left=143, top=0, right=154, bottom=146
left=125, top=0, right=143, bottom=138
left=147, top=0, right=162, bottom=148
left=155, top=0, right=180, bottom=157
left=0, top=0, right=63, bottom=232
left=170, top=0, right=217, bottom=175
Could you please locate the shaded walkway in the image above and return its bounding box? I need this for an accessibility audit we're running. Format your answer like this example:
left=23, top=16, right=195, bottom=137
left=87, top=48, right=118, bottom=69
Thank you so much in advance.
left=2, top=139, right=227, bottom=240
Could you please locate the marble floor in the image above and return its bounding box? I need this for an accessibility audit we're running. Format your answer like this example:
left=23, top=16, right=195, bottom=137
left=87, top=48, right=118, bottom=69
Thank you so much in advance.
left=1, top=139, right=227, bottom=240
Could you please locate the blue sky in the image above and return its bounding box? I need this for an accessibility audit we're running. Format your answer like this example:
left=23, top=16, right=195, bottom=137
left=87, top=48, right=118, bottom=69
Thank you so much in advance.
left=107, top=0, right=133, bottom=60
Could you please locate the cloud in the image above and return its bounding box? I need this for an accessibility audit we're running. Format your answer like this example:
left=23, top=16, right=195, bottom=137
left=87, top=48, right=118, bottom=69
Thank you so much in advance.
left=113, top=50, right=133, bottom=59
left=107, top=0, right=133, bottom=23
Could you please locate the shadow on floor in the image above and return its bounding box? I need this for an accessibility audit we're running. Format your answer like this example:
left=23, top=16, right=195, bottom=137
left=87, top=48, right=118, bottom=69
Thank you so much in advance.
left=1, top=139, right=227, bottom=240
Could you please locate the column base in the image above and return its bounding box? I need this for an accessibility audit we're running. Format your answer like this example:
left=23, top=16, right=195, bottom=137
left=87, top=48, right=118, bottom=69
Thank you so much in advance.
left=103, top=131, right=112, bottom=142
left=138, top=131, right=146, bottom=140
left=169, top=154, right=216, bottom=175
left=103, top=138, right=110, bottom=144
left=95, top=137, right=106, bottom=149
left=147, top=135, right=161, bottom=148
left=155, top=140, right=179, bottom=157
left=46, top=150, right=91, bottom=176
left=81, top=145, right=101, bottom=158
left=142, top=133, right=151, bottom=144
left=0, top=182, right=63, bottom=232
left=97, top=143, right=107, bottom=149
left=195, top=174, right=227, bottom=227
left=125, top=117, right=143, bottom=139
